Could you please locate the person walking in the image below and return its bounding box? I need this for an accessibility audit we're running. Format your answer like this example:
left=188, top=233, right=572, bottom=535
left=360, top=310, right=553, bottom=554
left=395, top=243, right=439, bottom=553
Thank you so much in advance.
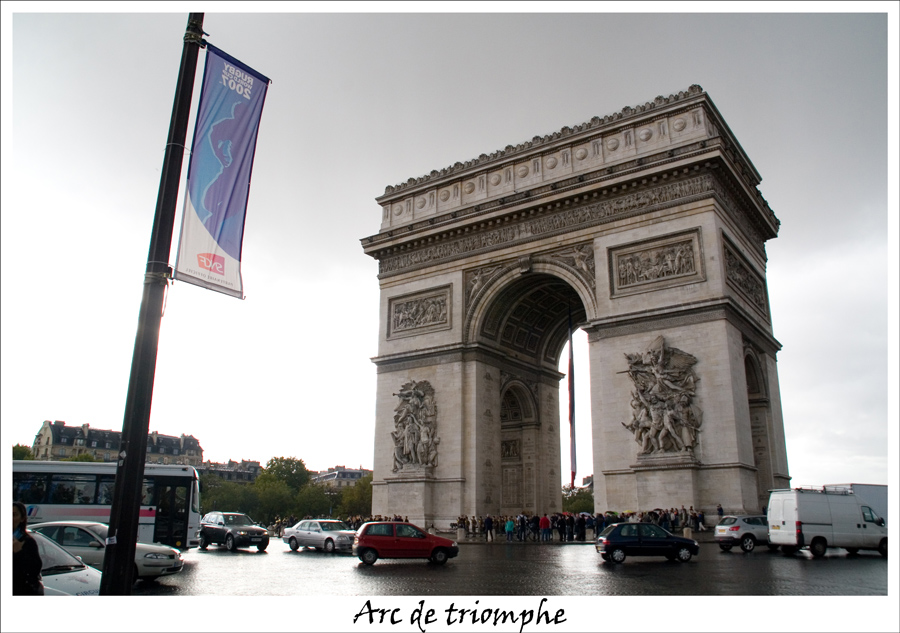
left=13, top=501, right=43, bottom=595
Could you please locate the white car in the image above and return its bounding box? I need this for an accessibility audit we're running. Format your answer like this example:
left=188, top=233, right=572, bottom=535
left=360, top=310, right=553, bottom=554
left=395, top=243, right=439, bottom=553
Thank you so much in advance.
left=30, top=531, right=101, bottom=595
left=30, top=520, right=183, bottom=581
left=282, top=519, right=356, bottom=552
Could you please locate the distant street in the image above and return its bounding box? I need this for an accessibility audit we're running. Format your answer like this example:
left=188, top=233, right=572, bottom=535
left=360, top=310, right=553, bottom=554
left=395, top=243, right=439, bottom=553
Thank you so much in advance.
left=133, top=535, right=887, bottom=597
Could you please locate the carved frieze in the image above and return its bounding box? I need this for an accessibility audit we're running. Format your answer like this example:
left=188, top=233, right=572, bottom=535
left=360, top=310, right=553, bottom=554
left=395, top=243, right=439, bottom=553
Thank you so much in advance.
left=609, top=229, right=704, bottom=297
left=501, top=439, right=520, bottom=459
left=379, top=173, right=717, bottom=276
left=548, top=243, right=596, bottom=289
left=387, top=285, right=451, bottom=339
left=391, top=380, right=440, bottom=473
left=723, top=238, right=769, bottom=318
left=621, top=336, right=703, bottom=456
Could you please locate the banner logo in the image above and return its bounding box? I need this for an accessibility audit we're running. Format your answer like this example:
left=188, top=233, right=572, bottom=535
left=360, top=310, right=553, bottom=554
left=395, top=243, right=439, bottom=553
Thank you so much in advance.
left=197, top=253, right=225, bottom=275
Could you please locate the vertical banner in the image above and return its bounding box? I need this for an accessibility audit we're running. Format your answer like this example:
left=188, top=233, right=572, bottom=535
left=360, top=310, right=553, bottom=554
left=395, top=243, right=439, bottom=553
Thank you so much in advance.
left=568, top=307, right=576, bottom=489
left=175, top=44, right=270, bottom=298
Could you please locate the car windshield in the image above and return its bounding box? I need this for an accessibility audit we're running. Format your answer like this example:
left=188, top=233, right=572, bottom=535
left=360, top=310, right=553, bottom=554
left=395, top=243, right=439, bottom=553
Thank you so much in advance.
left=321, top=521, right=350, bottom=531
left=30, top=532, right=86, bottom=575
left=224, top=514, right=253, bottom=526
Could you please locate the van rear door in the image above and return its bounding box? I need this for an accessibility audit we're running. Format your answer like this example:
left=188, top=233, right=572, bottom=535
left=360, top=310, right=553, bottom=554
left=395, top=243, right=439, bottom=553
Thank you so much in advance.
left=768, top=492, right=796, bottom=546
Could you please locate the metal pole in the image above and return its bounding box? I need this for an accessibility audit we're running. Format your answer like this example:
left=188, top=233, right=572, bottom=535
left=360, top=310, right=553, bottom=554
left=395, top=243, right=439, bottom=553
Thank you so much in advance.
left=99, top=13, right=204, bottom=595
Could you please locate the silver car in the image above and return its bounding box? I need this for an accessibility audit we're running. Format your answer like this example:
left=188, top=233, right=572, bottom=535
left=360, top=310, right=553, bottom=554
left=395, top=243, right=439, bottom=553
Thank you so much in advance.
left=30, top=520, right=183, bottom=580
left=283, top=519, right=355, bottom=553
left=30, top=531, right=101, bottom=595
left=715, top=514, right=773, bottom=553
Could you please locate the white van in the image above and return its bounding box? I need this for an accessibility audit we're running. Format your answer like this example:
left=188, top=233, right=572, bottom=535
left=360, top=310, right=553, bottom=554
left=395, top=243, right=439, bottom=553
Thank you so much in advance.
left=767, top=487, right=887, bottom=558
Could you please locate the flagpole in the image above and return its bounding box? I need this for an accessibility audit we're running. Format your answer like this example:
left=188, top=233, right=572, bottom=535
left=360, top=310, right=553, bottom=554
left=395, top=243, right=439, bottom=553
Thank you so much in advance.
left=568, top=306, right=576, bottom=490
left=99, top=13, right=205, bottom=596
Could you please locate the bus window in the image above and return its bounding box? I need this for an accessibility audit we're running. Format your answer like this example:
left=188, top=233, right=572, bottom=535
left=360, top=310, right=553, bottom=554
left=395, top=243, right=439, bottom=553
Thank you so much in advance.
left=141, top=478, right=155, bottom=506
left=97, top=476, right=116, bottom=505
left=49, top=475, right=97, bottom=504
left=13, top=473, right=49, bottom=504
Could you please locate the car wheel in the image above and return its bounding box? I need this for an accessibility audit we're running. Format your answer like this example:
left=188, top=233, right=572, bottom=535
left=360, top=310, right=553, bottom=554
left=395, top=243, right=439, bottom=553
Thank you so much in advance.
left=431, top=548, right=448, bottom=565
left=740, top=535, right=756, bottom=553
left=289, top=537, right=299, bottom=551
left=878, top=539, right=887, bottom=558
left=198, top=533, right=208, bottom=550
left=324, top=539, right=335, bottom=553
left=226, top=534, right=237, bottom=552
left=781, top=545, right=797, bottom=555
left=809, top=538, right=827, bottom=558
left=845, top=547, right=859, bottom=555
left=676, top=546, right=693, bottom=562
left=718, top=543, right=733, bottom=551
left=257, top=541, right=268, bottom=552
left=360, top=549, right=378, bottom=565
left=609, top=548, right=626, bottom=564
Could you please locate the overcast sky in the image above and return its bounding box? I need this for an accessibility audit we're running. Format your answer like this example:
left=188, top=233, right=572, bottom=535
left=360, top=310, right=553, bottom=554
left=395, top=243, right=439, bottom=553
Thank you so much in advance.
left=2, top=5, right=897, bottom=629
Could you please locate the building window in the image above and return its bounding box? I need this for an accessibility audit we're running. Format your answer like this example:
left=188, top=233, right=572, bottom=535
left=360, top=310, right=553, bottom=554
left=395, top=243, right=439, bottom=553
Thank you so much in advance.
left=173, top=449, right=179, bottom=456
left=91, top=441, right=97, bottom=447
left=58, top=448, right=66, bottom=457
left=75, top=439, right=84, bottom=446
left=61, top=438, right=68, bottom=444
left=105, top=442, right=111, bottom=449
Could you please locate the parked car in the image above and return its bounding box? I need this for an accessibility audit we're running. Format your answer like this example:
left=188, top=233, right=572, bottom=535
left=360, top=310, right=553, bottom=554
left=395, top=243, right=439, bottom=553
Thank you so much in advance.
left=715, top=514, right=773, bottom=553
left=30, top=520, right=183, bottom=581
left=595, top=522, right=699, bottom=563
left=352, top=521, right=459, bottom=565
left=198, top=512, right=269, bottom=552
left=30, top=530, right=101, bottom=595
left=283, top=519, right=356, bottom=553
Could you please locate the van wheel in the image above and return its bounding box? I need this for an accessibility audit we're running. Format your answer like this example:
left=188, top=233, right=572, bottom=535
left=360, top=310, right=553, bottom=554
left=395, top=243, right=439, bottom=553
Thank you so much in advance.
left=845, top=547, right=859, bottom=555
left=878, top=539, right=887, bottom=558
left=810, top=538, right=827, bottom=558
left=740, top=535, right=756, bottom=553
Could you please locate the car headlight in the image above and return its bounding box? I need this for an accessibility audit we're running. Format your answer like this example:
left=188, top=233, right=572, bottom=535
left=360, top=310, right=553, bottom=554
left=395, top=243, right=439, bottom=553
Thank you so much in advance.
left=144, top=553, right=169, bottom=559
left=451, top=541, right=458, bottom=547
left=237, top=530, right=248, bottom=535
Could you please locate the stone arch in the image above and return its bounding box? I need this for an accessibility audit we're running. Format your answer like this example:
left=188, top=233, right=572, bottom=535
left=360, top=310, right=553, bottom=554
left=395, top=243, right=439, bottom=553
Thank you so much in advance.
left=745, top=344, right=773, bottom=512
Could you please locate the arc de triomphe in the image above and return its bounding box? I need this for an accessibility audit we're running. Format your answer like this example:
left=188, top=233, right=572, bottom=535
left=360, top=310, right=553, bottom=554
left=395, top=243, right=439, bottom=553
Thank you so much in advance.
left=361, top=85, right=789, bottom=528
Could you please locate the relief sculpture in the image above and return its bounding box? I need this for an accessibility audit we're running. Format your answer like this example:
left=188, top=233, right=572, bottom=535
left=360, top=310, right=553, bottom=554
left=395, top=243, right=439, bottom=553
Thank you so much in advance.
left=391, top=294, right=448, bottom=333
left=391, top=380, right=440, bottom=472
left=617, top=239, right=695, bottom=288
left=621, top=336, right=703, bottom=455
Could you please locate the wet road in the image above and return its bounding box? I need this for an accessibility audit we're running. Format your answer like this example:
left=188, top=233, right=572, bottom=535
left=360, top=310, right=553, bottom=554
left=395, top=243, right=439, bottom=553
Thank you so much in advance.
left=133, top=537, right=887, bottom=596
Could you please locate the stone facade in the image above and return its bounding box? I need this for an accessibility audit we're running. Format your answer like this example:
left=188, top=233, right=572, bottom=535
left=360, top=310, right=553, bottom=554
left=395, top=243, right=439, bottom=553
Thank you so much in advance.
left=361, top=85, right=789, bottom=528
left=32, top=420, right=203, bottom=466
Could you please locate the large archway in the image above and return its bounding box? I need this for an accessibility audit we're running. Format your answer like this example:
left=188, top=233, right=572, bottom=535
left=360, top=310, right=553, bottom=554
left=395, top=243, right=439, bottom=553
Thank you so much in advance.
left=362, top=85, right=789, bottom=527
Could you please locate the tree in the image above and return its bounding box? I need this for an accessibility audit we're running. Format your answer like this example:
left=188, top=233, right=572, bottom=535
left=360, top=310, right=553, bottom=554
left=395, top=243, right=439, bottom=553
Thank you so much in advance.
left=336, top=474, right=373, bottom=518
left=253, top=473, right=294, bottom=525
left=13, top=444, right=34, bottom=460
left=199, top=474, right=256, bottom=516
left=62, top=453, right=100, bottom=462
left=295, top=484, right=330, bottom=518
left=262, top=456, right=310, bottom=493
left=562, top=484, right=594, bottom=514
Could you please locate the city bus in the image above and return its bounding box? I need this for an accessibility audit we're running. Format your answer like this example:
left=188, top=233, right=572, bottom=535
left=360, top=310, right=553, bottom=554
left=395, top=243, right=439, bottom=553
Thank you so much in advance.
left=12, top=460, right=201, bottom=550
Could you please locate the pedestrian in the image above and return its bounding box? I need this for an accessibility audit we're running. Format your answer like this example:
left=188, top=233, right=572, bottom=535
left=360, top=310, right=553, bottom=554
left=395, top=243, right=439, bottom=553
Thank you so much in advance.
left=716, top=503, right=724, bottom=520
left=484, top=515, right=494, bottom=542
left=697, top=511, right=707, bottom=531
left=566, top=514, right=575, bottom=542
left=539, top=513, right=551, bottom=541
left=505, top=517, right=515, bottom=542
left=13, top=501, right=43, bottom=595
left=556, top=514, right=566, bottom=542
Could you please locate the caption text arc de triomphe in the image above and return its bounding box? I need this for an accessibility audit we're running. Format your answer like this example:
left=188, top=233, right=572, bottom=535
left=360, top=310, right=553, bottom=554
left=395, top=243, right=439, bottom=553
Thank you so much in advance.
left=361, top=85, right=789, bottom=528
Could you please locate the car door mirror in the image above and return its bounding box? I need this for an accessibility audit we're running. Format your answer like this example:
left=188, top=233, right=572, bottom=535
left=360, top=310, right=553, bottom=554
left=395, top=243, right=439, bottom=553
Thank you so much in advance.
left=217, top=521, right=225, bottom=526
left=88, top=540, right=103, bottom=548
left=876, top=517, right=885, bottom=527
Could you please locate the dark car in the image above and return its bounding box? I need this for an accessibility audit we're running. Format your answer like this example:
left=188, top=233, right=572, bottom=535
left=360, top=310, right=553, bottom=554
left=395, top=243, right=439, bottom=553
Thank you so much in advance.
left=198, top=512, right=269, bottom=552
left=352, top=521, right=459, bottom=565
left=595, top=522, right=699, bottom=563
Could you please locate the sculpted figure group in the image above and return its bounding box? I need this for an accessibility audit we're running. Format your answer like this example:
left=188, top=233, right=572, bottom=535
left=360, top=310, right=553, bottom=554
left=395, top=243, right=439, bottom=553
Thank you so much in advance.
left=391, top=380, right=440, bottom=472
left=621, top=336, right=703, bottom=455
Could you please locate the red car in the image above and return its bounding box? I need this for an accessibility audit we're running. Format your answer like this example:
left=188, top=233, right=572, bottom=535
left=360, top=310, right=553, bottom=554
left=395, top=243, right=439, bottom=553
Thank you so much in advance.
left=352, top=521, right=459, bottom=565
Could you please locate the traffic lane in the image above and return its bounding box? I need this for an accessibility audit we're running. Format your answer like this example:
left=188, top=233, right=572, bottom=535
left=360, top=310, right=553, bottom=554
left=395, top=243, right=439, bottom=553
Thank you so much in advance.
left=132, top=540, right=887, bottom=596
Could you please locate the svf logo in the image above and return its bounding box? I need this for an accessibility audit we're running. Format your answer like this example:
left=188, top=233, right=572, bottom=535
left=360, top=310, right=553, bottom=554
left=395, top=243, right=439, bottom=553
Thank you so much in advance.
left=197, top=253, right=225, bottom=275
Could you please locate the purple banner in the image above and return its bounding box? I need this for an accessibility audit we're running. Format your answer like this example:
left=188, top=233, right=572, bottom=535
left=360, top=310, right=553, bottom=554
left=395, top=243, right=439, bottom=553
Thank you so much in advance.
left=175, top=44, right=269, bottom=298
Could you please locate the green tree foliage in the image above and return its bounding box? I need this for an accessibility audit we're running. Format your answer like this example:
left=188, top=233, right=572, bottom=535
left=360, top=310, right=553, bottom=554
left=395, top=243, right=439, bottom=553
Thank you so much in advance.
left=336, top=474, right=373, bottom=518
left=253, top=472, right=294, bottom=525
left=61, top=452, right=100, bottom=462
left=296, top=484, right=330, bottom=518
left=562, top=484, right=594, bottom=514
left=199, top=474, right=257, bottom=517
left=263, top=456, right=310, bottom=493
left=13, top=444, right=34, bottom=460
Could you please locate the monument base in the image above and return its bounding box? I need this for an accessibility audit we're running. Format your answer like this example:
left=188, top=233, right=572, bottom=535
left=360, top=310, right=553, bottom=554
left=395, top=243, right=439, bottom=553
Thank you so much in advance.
left=631, top=452, right=701, bottom=510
